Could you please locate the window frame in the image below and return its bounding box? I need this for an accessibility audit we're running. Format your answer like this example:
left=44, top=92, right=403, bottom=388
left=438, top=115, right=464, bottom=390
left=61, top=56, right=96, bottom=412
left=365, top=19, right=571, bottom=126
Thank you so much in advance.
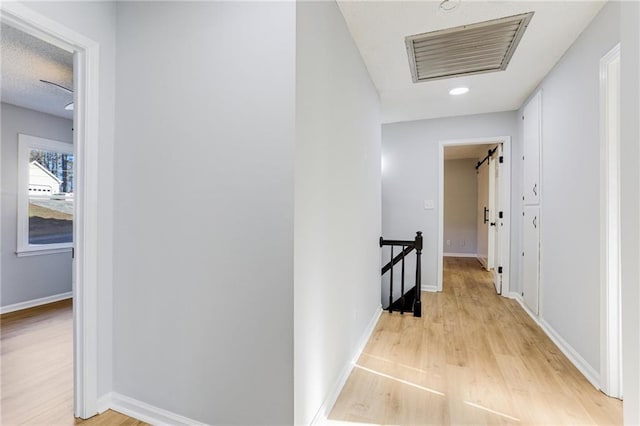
left=17, top=133, right=74, bottom=256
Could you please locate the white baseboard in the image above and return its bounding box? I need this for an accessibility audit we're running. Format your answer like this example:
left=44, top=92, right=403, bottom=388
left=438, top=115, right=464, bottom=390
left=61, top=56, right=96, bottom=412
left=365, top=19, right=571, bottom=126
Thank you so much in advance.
left=506, top=291, right=522, bottom=301
left=511, top=296, right=601, bottom=390
left=0, top=291, right=72, bottom=314
left=96, top=392, right=112, bottom=414
left=97, top=392, right=206, bottom=426
left=443, top=252, right=477, bottom=258
left=421, top=284, right=438, bottom=292
left=310, top=305, right=382, bottom=425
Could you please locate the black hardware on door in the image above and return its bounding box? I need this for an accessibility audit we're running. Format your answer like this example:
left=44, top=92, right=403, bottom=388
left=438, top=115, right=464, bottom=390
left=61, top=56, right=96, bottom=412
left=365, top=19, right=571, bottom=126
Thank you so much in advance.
left=483, top=207, right=489, bottom=224
left=533, top=216, right=537, bottom=228
left=533, top=183, right=538, bottom=196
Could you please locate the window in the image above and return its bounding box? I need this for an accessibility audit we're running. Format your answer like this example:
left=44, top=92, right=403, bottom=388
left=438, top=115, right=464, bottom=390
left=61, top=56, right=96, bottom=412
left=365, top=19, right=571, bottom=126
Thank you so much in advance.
left=17, top=134, right=74, bottom=256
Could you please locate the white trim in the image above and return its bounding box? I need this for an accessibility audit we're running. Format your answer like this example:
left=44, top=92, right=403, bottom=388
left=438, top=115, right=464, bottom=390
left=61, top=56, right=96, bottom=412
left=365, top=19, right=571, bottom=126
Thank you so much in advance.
left=74, top=38, right=101, bottom=421
left=438, top=136, right=511, bottom=295
left=96, top=393, right=112, bottom=415
left=422, top=285, right=438, bottom=292
left=310, top=306, right=383, bottom=425
left=16, top=247, right=72, bottom=257
left=506, top=291, right=523, bottom=301
left=510, top=294, right=601, bottom=390
left=97, top=392, right=207, bottom=426
left=599, top=42, right=622, bottom=399
left=1, top=3, right=101, bottom=419
left=443, top=252, right=477, bottom=258
left=0, top=292, right=72, bottom=315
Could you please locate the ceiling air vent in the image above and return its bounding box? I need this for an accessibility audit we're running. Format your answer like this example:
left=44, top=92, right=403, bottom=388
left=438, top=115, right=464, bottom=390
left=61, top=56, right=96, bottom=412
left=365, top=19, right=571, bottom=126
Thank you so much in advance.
left=405, top=12, right=534, bottom=83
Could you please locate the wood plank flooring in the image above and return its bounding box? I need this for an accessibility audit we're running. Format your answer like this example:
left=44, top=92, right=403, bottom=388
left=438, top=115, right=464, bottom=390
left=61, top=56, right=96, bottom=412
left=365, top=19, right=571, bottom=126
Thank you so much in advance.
left=329, top=257, right=623, bottom=425
left=0, top=299, right=145, bottom=425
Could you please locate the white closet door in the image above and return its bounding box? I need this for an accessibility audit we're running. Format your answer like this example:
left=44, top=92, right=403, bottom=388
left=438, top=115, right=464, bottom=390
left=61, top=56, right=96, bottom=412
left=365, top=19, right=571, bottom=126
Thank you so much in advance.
left=523, top=92, right=541, bottom=205
left=523, top=205, right=540, bottom=314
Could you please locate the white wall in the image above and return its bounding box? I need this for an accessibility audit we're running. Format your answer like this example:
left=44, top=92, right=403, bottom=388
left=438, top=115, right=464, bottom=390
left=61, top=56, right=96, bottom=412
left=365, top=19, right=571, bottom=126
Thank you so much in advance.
left=444, top=159, right=478, bottom=255
left=620, top=1, right=640, bottom=423
left=113, top=2, right=295, bottom=424
left=1, top=103, right=73, bottom=306
left=294, top=2, right=382, bottom=424
left=518, top=1, right=620, bottom=375
left=6, top=1, right=116, bottom=398
left=382, top=112, right=520, bottom=291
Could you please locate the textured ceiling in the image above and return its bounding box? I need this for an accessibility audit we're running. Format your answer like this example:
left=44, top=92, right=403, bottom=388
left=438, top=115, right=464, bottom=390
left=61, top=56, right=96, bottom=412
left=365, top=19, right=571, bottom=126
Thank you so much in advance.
left=337, top=0, right=606, bottom=123
left=1, top=22, right=73, bottom=120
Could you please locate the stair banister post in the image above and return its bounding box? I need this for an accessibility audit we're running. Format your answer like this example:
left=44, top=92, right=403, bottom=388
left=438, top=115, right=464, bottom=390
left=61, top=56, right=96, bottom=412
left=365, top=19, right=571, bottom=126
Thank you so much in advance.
left=414, top=231, right=422, bottom=317
left=400, top=245, right=406, bottom=315
left=389, top=246, right=394, bottom=313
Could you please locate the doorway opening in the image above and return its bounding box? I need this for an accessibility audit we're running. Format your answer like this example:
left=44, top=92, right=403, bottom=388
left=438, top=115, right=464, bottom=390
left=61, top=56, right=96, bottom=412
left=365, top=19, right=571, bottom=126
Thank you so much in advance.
left=1, top=20, right=75, bottom=424
left=1, top=3, right=101, bottom=419
left=437, top=137, right=511, bottom=294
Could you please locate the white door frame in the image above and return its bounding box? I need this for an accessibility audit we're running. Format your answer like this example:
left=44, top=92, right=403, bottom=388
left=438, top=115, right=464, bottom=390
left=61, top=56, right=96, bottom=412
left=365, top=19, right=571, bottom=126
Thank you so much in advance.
left=599, top=43, right=622, bottom=399
left=1, top=3, right=101, bottom=418
left=438, top=136, right=512, bottom=293
left=492, top=144, right=503, bottom=293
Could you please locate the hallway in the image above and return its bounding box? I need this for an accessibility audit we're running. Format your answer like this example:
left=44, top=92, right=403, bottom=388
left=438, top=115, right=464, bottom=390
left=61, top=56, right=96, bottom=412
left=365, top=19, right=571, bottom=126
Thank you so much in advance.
left=329, top=257, right=622, bottom=425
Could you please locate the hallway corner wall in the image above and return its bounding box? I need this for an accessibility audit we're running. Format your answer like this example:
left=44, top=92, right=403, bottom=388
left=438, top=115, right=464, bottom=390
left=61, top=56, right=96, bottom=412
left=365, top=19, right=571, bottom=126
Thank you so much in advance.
left=294, top=1, right=382, bottom=424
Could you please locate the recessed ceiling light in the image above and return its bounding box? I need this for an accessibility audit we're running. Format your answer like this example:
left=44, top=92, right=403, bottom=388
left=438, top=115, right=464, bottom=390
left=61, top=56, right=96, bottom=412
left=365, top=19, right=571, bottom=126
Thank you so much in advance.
left=449, top=87, right=469, bottom=96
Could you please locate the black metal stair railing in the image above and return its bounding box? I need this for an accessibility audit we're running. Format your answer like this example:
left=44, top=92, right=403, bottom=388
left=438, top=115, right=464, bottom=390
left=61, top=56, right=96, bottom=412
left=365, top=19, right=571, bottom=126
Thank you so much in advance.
left=380, top=231, right=422, bottom=317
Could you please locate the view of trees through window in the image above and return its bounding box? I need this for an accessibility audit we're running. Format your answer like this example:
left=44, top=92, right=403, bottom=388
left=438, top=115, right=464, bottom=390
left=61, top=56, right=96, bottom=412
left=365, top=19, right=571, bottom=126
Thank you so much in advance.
left=28, top=148, right=74, bottom=245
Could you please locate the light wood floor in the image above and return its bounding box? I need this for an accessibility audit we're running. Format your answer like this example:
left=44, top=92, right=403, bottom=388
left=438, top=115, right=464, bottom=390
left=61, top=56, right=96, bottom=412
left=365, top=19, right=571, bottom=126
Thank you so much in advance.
left=1, top=299, right=145, bottom=425
left=329, top=257, right=622, bottom=425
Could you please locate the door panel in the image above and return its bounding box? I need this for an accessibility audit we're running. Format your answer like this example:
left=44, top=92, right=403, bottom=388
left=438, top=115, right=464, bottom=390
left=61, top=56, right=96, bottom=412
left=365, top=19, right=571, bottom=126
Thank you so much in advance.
left=477, top=162, right=489, bottom=269
left=523, top=206, right=540, bottom=314
left=523, top=92, right=541, bottom=205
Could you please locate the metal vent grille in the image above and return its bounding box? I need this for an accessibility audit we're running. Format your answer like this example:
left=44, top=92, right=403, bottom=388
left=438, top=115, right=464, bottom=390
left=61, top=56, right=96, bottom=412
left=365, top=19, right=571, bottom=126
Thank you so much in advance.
left=405, top=12, right=534, bottom=83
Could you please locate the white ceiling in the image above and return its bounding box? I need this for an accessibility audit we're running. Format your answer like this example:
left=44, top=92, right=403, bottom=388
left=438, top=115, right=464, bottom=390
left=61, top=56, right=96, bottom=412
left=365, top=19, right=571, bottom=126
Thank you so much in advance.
left=444, top=143, right=495, bottom=160
left=1, top=22, right=73, bottom=120
left=337, top=0, right=606, bottom=123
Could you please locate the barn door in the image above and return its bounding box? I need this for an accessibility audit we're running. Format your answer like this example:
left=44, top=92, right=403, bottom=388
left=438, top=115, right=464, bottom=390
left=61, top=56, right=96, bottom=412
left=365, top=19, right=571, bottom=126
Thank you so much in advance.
left=477, top=161, right=490, bottom=269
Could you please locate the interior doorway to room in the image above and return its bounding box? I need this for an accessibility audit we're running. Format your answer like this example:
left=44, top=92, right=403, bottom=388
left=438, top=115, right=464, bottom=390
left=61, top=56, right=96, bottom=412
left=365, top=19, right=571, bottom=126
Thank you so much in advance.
left=0, top=21, right=76, bottom=424
left=438, top=137, right=511, bottom=295
left=2, top=3, right=101, bottom=419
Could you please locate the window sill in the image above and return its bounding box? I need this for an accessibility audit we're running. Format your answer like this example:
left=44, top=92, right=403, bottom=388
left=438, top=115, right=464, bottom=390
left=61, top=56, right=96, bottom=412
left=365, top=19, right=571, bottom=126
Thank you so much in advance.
left=16, top=247, right=72, bottom=257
